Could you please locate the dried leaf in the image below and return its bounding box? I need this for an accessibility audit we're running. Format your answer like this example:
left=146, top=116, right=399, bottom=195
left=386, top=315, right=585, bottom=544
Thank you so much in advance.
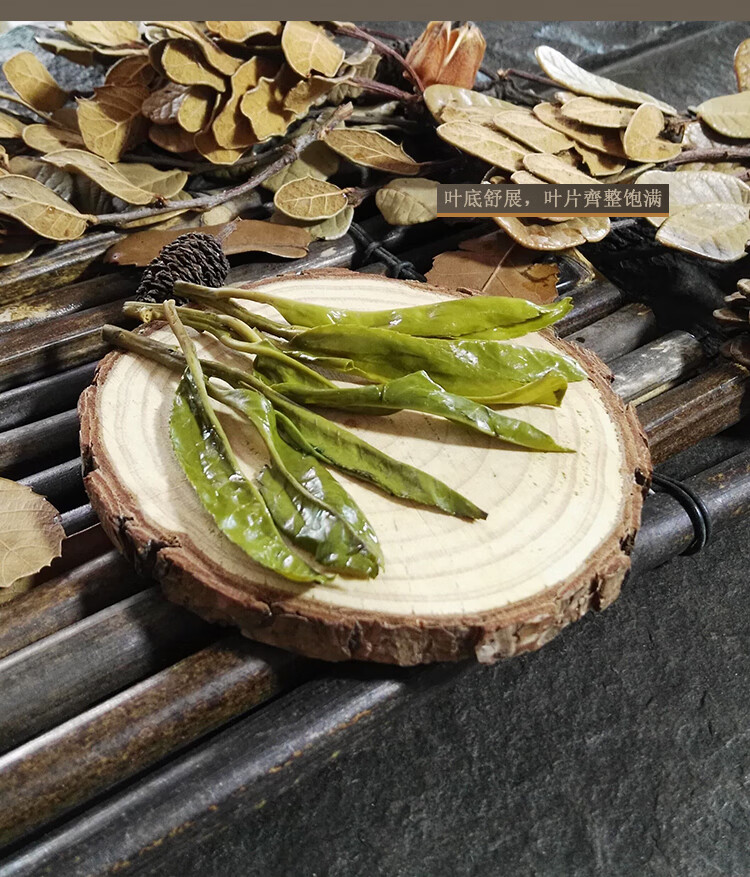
left=193, top=128, right=245, bottom=164
left=621, top=104, right=681, bottom=162
left=0, top=110, right=24, bottom=138
left=560, top=96, right=635, bottom=129
left=22, top=123, right=84, bottom=153
left=263, top=141, right=340, bottom=192
left=148, top=123, right=196, bottom=154
left=36, top=34, right=96, bottom=66
left=493, top=110, right=574, bottom=153
left=106, top=217, right=309, bottom=265
left=697, top=91, right=750, bottom=139
left=656, top=202, right=750, bottom=261
left=735, top=38, right=750, bottom=92
left=573, top=143, right=626, bottom=177
left=328, top=48, right=380, bottom=103
left=212, top=58, right=275, bottom=149
left=494, top=215, right=610, bottom=251
left=3, top=52, right=68, bottom=113
left=200, top=190, right=262, bottom=225
left=426, top=231, right=559, bottom=303
left=205, top=21, right=282, bottom=42
left=0, top=478, right=64, bottom=588
left=8, top=154, right=74, bottom=200
left=437, top=120, right=530, bottom=171
left=535, top=45, right=677, bottom=115
left=375, top=177, right=438, bottom=225
left=271, top=204, right=354, bottom=240
left=281, top=21, right=345, bottom=78
left=523, top=153, right=598, bottom=184
left=324, top=127, right=420, bottom=175
left=681, top=120, right=739, bottom=150
left=105, top=55, right=155, bottom=87
left=0, top=236, right=37, bottom=266
left=423, top=84, right=515, bottom=122
left=77, top=84, right=149, bottom=161
left=508, top=170, right=568, bottom=221
left=0, top=174, right=91, bottom=240
left=44, top=148, right=158, bottom=205
left=66, top=21, right=141, bottom=47
left=284, top=75, right=347, bottom=118
left=177, top=86, right=216, bottom=133
left=142, top=82, right=189, bottom=125
left=533, top=102, right=628, bottom=158
left=115, top=162, right=187, bottom=198
left=148, top=21, right=241, bottom=76
left=274, top=176, right=347, bottom=220
left=161, top=41, right=227, bottom=92
left=240, top=78, right=293, bottom=142
left=636, top=169, right=750, bottom=227
left=440, top=105, right=503, bottom=126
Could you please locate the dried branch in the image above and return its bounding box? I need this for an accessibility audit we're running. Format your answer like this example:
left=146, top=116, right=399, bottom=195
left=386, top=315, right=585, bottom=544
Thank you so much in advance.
left=91, top=104, right=353, bottom=228
left=328, top=22, right=424, bottom=93
left=662, top=146, right=750, bottom=169
left=497, top=68, right=559, bottom=90
left=349, top=77, right=419, bottom=103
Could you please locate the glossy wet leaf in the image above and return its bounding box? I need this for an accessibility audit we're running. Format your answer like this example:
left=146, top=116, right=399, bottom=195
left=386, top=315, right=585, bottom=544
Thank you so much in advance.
left=376, top=178, right=438, bottom=226
left=0, top=478, right=64, bottom=588
left=273, top=176, right=348, bottom=221
left=3, top=51, right=67, bottom=112
left=0, top=174, right=91, bottom=240
left=655, top=202, right=750, bottom=262
left=281, top=21, right=345, bottom=78
left=324, top=128, right=420, bottom=175
left=44, top=149, right=157, bottom=204
left=696, top=91, right=750, bottom=138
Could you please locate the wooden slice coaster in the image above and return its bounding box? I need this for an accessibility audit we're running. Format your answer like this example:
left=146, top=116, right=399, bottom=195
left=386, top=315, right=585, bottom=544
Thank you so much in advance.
left=80, top=269, right=651, bottom=665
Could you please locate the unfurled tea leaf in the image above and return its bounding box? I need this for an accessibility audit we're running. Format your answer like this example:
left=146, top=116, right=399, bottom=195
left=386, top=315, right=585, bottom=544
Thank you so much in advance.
left=438, top=120, right=529, bottom=170
left=149, top=123, right=196, bottom=153
left=324, top=128, right=420, bottom=175
left=205, top=21, right=283, bottom=42
left=622, top=104, right=681, bottom=161
left=115, top=162, right=188, bottom=198
left=523, top=153, right=598, bottom=184
left=0, top=110, right=24, bottom=138
left=177, top=86, right=215, bottom=132
left=142, top=82, right=188, bottom=125
left=423, top=84, right=515, bottom=122
left=44, top=148, right=157, bottom=204
left=161, top=41, right=226, bottom=91
left=573, top=143, right=626, bottom=177
left=493, top=110, right=574, bottom=153
left=0, top=174, right=91, bottom=239
left=535, top=45, right=677, bottom=115
left=376, top=177, right=438, bottom=225
left=105, top=55, right=155, bottom=87
left=281, top=21, right=345, bottom=78
left=533, top=102, right=628, bottom=158
left=495, top=215, right=610, bottom=250
left=560, top=96, right=635, bottom=129
left=263, top=141, right=340, bottom=192
left=656, top=202, right=750, bottom=262
left=697, top=91, right=750, bottom=138
left=272, top=205, right=354, bottom=241
left=636, top=169, right=750, bottom=227
left=66, top=20, right=140, bottom=47
left=22, top=123, right=84, bottom=153
left=77, top=84, right=149, bottom=161
left=0, top=478, right=64, bottom=588
left=240, top=78, right=293, bottom=141
left=3, top=52, right=68, bottom=112
left=274, top=176, right=347, bottom=220
left=193, top=128, right=245, bottom=164
left=735, top=38, right=750, bottom=92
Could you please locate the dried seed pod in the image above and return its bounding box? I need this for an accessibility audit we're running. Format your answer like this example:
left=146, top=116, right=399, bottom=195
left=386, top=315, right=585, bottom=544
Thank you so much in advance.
left=135, top=232, right=229, bottom=303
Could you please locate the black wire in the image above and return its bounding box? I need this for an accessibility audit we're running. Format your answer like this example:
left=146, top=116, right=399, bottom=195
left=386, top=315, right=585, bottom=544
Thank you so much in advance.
left=349, top=222, right=427, bottom=283
left=651, top=472, right=712, bottom=555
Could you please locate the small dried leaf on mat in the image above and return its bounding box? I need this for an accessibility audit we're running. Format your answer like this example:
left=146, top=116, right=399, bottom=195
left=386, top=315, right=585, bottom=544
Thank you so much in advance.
left=272, top=204, right=354, bottom=241
left=161, top=41, right=227, bottom=91
left=0, top=174, right=91, bottom=239
left=655, top=202, right=750, bottom=262
left=423, top=84, right=515, bottom=122
left=105, top=55, right=155, bottom=87
left=147, top=21, right=241, bottom=75
left=115, top=162, right=188, bottom=198
left=0, top=110, right=25, bottom=139
left=240, top=78, right=293, bottom=142
left=36, top=34, right=96, bottom=66
left=205, top=21, right=283, bottom=43
left=560, top=96, right=635, bottom=129
left=494, top=214, right=610, bottom=251
left=142, top=82, right=189, bottom=125
left=533, top=102, right=628, bottom=158
left=44, top=149, right=157, bottom=205
left=148, top=124, right=196, bottom=154
left=438, top=120, right=530, bottom=170
left=735, top=38, right=750, bottom=92
left=77, top=84, right=149, bottom=161
left=177, top=86, right=216, bottom=133
left=697, top=91, right=750, bottom=139
left=274, top=176, right=348, bottom=221
left=324, top=127, right=420, bottom=175
left=193, top=128, right=245, bottom=164
left=0, top=478, right=65, bottom=588
left=3, top=51, right=68, bottom=112
left=573, top=143, right=626, bottom=177
left=636, top=169, right=750, bottom=227
left=8, top=155, right=74, bottom=199
left=22, top=123, right=84, bottom=153
left=66, top=20, right=141, bottom=48
left=622, top=104, right=681, bottom=162
left=375, top=177, right=438, bottom=225
left=263, top=141, right=340, bottom=192
left=493, top=110, right=574, bottom=153
left=281, top=21, right=345, bottom=78
left=523, top=153, right=598, bottom=184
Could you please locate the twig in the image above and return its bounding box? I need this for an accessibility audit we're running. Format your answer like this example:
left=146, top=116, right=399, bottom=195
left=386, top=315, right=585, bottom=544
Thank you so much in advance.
left=328, top=22, right=424, bottom=93
left=662, top=146, right=750, bottom=169
left=91, top=104, right=353, bottom=228
left=497, top=68, right=559, bottom=90
left=349, top=78, right=419, bottom=103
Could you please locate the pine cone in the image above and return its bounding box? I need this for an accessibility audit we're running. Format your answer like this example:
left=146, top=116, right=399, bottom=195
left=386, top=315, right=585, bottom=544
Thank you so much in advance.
left=714, top=277, right=750, bottom=328
left=135, top=233, right=230, bottom=303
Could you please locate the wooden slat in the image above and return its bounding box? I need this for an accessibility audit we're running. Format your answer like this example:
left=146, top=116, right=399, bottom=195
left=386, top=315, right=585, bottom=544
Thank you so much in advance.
left=611, top=330, right=704, bottom=403
left=565, top=302, right=658, bottom=362
left=0, top=362, right=96, bottom=432
left=0, top=410, right=80, bottom=475
left=556, top=276, right=625, bottom=337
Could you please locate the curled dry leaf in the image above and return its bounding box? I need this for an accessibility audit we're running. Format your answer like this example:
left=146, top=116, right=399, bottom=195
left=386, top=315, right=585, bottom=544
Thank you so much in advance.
left=205, top=21, right=283, bottom=43
left=440, top=105, right=504, bottom=127
left=66, top=20, right=141, bottom=48
left=560, top=96, right=635, bottom=129
left=44, top=149, right=158, bottom=205
left=423, top=84, right=515, bottom=122
left=655, top=202, right=750, bottom=262
left=0, top=478, right=65, bottom=589
left=327, top=47, right=380, bottom=103
left=0, top=110, right=24, bottom=138
left=105, top=55, right=155, bottom=87
left=494, top=214, right=610, bottom=250
left=285, top=76, right=347, bottom=119
left=272, top=204, right=354, bottom=241
left=0, top=236, right=37, bottom=266
left=508, top=169, right=569, bottom=221
left=77, top=84, right=149, bottom=161
left=735, top=38, right=750, bottom=92
left=193, top=128, right=245, bottom=164
left=533, top=102, right=628, bottom=158
left=149, top=123, right=197, bottom=154
left=493, top=110, right=574, bottom=153
left=697, top=91, right=750, bottom=139
left=281, top=21, right=345, bottom=79
left=22, top=123, right=84, bottom=153
left=149, top=20, right=241, bottom=76
left=142, top=82, right=189, bottom=125
left=324, top=128, right=420, bottom=175
left=36, top=34, right=96, bottom=66
left=105, top=218, right=310, bottom=265
left=115, top=162, right=188, bottom=198
left=621, top=104, right=681, bottom=162
left=161, top=41, right=226, bottom=92
left=3, top=51, right=68, bottom=112
left=572, top=143, right=626, bottom=177
left=523, top=152, right=598, bottom=185
left=438, top=119, right=529, bottom=171
left=425, top=231, right=559, bottom=303
left=177, top=86, right=216, bottom=133
left=212, top=58, right=274, bottom=149
left=240, top=78, right=293, bottom=142
left=274, top=176, right=348, bottom=221
left=0, top=174, right=91, bottom=240
left=375, top=177, right=438, bottom=225
left=263, top=141, right=340, bottom=192
left=535, top=45, right=677, bottom=115
left=636, top=169, right=750, bottom=227
left=9, top=154, right=74, bottom=200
